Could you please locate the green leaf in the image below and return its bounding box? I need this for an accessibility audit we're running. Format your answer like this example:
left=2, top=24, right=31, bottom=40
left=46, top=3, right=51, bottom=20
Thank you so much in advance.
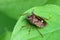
left=47, top=0, right=60, bottom=6
left=3, top=31, right=12, bottom=40
left=0, top=0, right=47, bottom=20
left=11, top=4, right=60, bottom=40
left=0, top=12, right=17, bottom=40
left=46, top=29, right=60, bottom=40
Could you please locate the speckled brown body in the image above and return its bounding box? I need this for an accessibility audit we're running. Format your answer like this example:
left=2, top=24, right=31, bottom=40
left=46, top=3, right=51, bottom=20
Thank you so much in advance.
left=27, top=12, right=47, bottom=27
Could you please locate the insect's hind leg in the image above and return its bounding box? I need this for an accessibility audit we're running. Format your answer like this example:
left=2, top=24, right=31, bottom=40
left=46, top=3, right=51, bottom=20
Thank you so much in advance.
left=28, top=26, right=32, bottom=34
left=35, top=27, right=43, bottom=37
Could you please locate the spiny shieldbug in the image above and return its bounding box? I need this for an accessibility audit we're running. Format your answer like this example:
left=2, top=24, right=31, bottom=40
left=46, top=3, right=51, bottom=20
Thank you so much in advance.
left=27, top=12, right=47, bottom=27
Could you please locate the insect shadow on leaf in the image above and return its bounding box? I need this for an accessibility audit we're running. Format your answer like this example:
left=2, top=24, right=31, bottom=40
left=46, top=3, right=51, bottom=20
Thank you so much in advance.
left=20, top=11, right=48, bottom=38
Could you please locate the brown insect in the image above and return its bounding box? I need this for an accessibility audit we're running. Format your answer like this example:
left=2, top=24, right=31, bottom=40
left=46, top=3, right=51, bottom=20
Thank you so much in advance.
left=26, top=12, right=47, bottom=37
left=27, top=12, right=47, bottom=27
left=21, top=12, right=47, bottom=37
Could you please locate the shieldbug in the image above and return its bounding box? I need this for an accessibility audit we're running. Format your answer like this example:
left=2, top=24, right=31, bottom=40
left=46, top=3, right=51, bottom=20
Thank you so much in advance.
left=21, top=12, right=47, bottom=37
left=26, top=12, right=47, bottom=37
left=27, top=12, right=47, bottom=27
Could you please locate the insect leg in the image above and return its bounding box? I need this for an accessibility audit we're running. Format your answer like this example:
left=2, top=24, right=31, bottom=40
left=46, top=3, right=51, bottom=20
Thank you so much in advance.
left=35, top=27, right=43, bottom=37
left=20, top=23, right=32, bottom=34
left=20, top=23, right=29, bottom=30
left=20, top=25, right=26, bottom=30
left=28, top=26, right=32, bottom=34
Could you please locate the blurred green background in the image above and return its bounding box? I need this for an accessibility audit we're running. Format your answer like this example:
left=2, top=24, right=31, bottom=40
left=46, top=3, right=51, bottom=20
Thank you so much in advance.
left=0, top=0, right=60, bottom=40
